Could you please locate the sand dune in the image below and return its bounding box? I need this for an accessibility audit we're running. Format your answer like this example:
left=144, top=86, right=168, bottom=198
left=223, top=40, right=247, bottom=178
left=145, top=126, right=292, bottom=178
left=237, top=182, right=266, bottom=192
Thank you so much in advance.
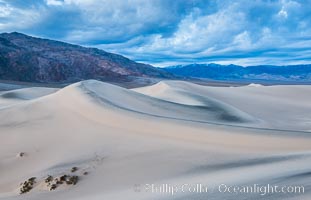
left=0, top=83, right=26, bottom=92
left=0, top=87, right=58, bottom=109
left=0, top=80, right=310, bottom=200
left=134, top=81, right=311, bottom=132
left=0, top=88, right=58, bottom=100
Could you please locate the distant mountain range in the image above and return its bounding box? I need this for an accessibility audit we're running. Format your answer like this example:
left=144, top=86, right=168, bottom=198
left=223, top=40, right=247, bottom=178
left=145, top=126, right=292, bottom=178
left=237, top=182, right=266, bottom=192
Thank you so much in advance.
left=0, top=32, right=173, bottom=83
left=1, top=32, right=311, bottom=84
left=164, top=63, right=311, bottom=82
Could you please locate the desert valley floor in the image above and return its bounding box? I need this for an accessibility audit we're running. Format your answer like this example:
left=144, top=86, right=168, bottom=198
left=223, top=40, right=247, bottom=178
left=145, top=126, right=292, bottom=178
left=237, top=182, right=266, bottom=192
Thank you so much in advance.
left=0, top=80, right=310, bottom=200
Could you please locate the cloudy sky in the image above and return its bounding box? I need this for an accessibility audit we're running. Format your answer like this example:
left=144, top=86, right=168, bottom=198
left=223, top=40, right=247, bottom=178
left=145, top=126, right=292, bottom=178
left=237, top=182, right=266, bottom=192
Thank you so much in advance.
left=1, top=0, right=311, bottom=67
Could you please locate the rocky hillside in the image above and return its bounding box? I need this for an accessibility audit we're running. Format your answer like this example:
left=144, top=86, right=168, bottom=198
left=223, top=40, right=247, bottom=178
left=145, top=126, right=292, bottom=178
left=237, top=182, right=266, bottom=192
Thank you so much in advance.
left=0, top=32, right=173, bottom=83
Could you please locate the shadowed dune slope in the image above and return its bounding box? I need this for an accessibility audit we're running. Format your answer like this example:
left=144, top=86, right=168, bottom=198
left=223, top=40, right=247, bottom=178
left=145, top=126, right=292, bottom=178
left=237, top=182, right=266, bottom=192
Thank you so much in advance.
left=72, top=80, right=258, bottom=125
left=0, top=88, right=58, bottom=100
left=133, top=81, right=311, bottom=132
left=0, top=87, right=58, bottom=109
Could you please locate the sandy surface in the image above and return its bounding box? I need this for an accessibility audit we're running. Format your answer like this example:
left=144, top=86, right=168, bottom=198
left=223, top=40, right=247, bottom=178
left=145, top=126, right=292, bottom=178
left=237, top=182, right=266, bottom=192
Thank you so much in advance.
left=0, top=80, right=310, bottom=200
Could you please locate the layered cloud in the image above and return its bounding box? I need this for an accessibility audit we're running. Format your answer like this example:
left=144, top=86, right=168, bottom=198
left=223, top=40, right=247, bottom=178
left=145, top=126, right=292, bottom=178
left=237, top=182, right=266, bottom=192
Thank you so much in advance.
left=0, top=0, right=311, bottom=66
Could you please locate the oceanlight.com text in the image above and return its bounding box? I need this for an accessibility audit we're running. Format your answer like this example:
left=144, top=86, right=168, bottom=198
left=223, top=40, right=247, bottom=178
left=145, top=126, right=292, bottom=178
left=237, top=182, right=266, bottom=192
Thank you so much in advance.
left=133, top=183, right=305, bottom=196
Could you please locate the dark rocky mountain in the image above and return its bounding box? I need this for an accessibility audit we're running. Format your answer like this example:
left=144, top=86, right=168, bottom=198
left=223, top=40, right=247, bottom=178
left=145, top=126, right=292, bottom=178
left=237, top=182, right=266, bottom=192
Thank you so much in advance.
left=0, top=32, right=173, bottom=83
left=164, top=63, right=311, bottom=82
